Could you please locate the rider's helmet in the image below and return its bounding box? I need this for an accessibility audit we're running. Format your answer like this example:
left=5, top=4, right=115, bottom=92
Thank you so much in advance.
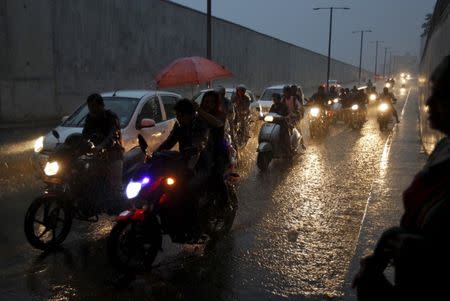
left=236, top=84, right=247, bottom=92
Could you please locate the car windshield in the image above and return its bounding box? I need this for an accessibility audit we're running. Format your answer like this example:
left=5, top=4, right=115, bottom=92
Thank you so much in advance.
left=260, top=88, right=283, bottom=101
left=62, top=97, right=140, bottom=128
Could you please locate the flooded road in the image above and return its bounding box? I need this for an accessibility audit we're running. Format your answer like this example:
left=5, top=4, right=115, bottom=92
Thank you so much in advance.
left=0, top=86, right=412, bottom=300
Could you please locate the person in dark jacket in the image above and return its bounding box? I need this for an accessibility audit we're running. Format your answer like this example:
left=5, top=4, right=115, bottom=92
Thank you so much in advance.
left=353, top=56, right=450, bottom=301
left=269, top=93, right=291, bottom=155
left=82, top=93, right=124, bottom=213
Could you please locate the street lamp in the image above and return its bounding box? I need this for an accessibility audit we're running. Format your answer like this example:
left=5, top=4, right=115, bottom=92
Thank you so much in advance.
left=314, top=7, right=350, bottom=91
left=370, top=40, right=384, bottom=79
left=352, top=30, right=372, bottom=84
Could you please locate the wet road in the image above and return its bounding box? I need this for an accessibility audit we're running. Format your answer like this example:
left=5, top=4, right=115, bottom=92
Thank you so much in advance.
left=0, top=84, right=413, bottom=300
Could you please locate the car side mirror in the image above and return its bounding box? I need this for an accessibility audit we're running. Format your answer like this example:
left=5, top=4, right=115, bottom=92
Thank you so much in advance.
left=61, top=115, right=69, bottom=123
left=140, top=118, right=156, bottom=129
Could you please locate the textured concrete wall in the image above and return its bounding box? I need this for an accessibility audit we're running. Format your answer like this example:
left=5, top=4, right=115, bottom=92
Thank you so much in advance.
left=419, top=4, right=450, bottom=153
left=0, top=0, right=371, bottom=122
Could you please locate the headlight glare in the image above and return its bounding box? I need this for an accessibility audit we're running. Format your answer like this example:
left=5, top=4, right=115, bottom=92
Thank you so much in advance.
left=379, top=103, right=389, bottom=112
left=34, top=136, right=44, bottom=153
left=351, top=104, right=359, bottom=111
left=264, top=115, right=274, bottom=122
left=44, top=161, right=59, bottom=176
left=310, top=107, right=320, bottom=117
left=126, top=181, right=142, bottom=199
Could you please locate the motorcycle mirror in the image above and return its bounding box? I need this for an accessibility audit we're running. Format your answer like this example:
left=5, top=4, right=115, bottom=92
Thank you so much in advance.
left=52, top=130, right=60, bottom=140
left=137, top=134, right=148, bottom=152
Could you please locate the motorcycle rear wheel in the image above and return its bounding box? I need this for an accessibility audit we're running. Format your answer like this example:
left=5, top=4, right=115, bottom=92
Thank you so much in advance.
left=257, top=152, right=272, bottom=171
left=107, top=220, right=162, bottom=273
left=24, top=195, right=72, bottom=250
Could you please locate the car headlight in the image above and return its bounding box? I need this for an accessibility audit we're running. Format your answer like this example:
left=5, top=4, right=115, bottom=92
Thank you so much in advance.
left=369, top=94, right=377, bottom=101
left=34, top=136, right=44, bottom=153
left=351, top=104, right=359, bottom=111
left=379, top=103, right=389, bottom=112
left=385, top=83, right=391, bottom=88
left=44, top=161, right=59, bottom=176
left=264, top=115, right=274, bottom=122
left=310, top=107, right=320, bottom=117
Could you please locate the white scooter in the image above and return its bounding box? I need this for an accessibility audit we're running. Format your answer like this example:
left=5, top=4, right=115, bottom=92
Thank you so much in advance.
left=256, top=113, right=302, bottom=171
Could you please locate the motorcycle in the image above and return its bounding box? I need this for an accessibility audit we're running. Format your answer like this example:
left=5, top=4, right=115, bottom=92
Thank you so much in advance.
left=24, top=130, right=144, bottom=251
left=308, top=105, right=329, bottom=139
left=377, top=101, right=392, bottom=131
left=256, top=113, right=302, bottom=171
left=368, top=93, right=378, bottom=106
left=348, top=103, right=366, bottom=129
left=327, top=97, right=343, bottom=123
left=233, top=113, right=252, bottom=149
left=107, top=135, right=238, bottom=272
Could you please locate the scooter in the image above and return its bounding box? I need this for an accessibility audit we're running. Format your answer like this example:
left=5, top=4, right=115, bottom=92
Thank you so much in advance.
left=256, top=113, right=302, bottom=171
left=377, top=101, right=393, bottom=131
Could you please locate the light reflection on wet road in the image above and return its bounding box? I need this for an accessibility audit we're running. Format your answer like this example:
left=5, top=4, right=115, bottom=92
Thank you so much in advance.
left=0, top=88, right=409, bottom=301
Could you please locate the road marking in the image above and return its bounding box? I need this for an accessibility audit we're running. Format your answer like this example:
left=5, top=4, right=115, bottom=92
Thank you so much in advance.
left=351, top=85, right=412, bottom=258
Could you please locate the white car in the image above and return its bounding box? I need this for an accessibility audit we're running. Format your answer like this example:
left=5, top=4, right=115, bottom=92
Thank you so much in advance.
left=252, top=84, right=305, bottom=114
left=193, top=88, right=256, bottom=105
left=34, top=90, right=181, bottom=168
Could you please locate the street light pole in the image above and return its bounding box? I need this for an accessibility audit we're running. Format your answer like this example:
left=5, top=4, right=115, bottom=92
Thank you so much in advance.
left=370, top=40, right=384, bottom=79
left=314, top=7, right=350, bottom=92
left=353, top=30, right=372, bottom=84
left=206, top=0, right=211, bottom=60
left=383, top=47, right=390, bottom=78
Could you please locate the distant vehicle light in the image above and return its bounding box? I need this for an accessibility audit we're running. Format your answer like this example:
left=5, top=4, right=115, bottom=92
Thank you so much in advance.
left=379, top=103, right=389, bottom=112
left=310, top=107, right=320, bottom=117
left=385, top=82, right=391, bottom=88
left=34, top=136, right=44, bottom=153
left=351, top=104, right=359, bottom=111
left=369, top=94, right=377, bottom=101
left=333, top=98, right=339, bottom=104
left=264, top=115, right=274, bottom=122
left=328, top=100, right=332, bottom=105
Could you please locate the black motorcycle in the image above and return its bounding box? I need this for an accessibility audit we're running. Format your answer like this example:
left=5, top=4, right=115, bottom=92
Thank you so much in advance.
left=377, top=100, right=393, bottom=131
left=348, top=103, right=366, bottom=129
left=307, top=105, right=329, bottom=139
left=24, top=130, right=143, bottom=251
left=107, top=135, right=238, bottom=272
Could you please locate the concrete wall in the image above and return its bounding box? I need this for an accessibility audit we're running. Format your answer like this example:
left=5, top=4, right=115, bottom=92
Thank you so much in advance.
left=419, top=1, right=450, bottom=153
left=0, top=0, right=371, bottom=123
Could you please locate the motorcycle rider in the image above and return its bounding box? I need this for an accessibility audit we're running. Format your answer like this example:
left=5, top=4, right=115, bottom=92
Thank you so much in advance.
left=309, top=85, right=328, bottom=107
left=379, top=87, right=400, bottom=123
left=231, top=84, right=251, bottom=140
left=269, top=93, right=291, bottom=156
left=82, top=93, right=124, bottom=213
left=366, top=79, right=373, bottom=89
left=156, top=99, right=210, bottom=237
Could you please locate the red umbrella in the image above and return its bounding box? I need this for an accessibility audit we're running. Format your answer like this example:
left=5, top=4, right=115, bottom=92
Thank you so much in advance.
left=155, top=56, right=233, bottom=88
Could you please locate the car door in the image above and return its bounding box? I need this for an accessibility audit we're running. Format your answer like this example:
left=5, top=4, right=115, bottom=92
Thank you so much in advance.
left=159, top=94, right=180, bottom=140
left=135, top=97, right=166, bottom=151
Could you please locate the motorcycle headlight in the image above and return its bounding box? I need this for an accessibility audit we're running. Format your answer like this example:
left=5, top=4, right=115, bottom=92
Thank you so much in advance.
left=264, top=115, right=274, bottom=122
left=44, top=161, right=59, bottom=176
left=126, top=181, right=142, bottom=199
left=125, top=176, right=151, bottom=199
left=34, top=136, right=44, bottom=153
left=379, top=103, right=389, bottom=112
left=369, top=94, right=377, bottom=101
left=333, top=98, right=339, bottom=104
left=351, top=104, right=359, bottom=111
left=328, top=100, right=332, bottom=105
left=385, top=83, right=391, bottom=88
left=310, top=107, right=320, bottom=117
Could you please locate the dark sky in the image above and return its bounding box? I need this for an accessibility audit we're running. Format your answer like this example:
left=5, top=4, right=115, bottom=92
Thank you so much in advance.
left=170, top=0, right=436, bottom=71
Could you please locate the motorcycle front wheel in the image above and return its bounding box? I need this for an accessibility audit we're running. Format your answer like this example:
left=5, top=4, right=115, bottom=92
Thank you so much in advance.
left=107, top=220, right=162, bottom=273
left=24, top=195, right=72, bottom=250
left=257, top=152, right=272, bottom=171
